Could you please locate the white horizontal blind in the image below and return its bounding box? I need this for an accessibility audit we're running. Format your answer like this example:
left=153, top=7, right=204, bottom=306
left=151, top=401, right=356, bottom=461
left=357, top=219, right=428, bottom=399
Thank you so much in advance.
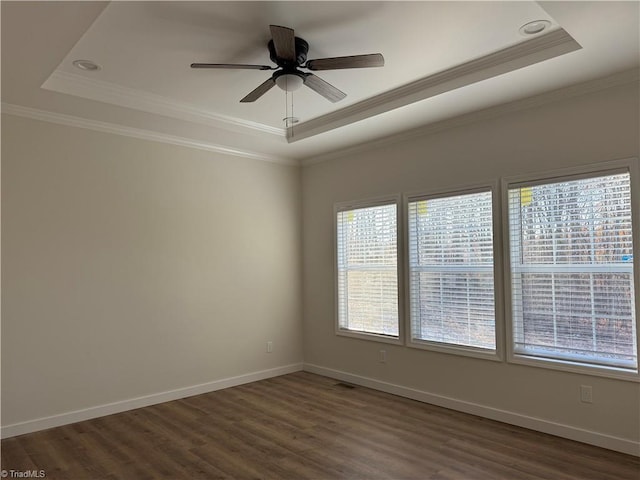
left=336, top=202, right=399, bottom=337
left=407, top=191, right=495, bottom=349
left=508, top=172, right=637, bottom=369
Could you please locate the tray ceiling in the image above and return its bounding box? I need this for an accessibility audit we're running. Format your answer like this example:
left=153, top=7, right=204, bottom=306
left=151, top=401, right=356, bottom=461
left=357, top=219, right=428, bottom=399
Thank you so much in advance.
left=2, top=1, right=639, bottom=163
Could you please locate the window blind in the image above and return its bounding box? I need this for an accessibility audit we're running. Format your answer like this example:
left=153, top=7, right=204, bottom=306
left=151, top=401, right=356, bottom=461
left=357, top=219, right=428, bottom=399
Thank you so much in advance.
left=407, top=191, right=495, bottom=349
left=508, top=172, right=637, bottom=369
left=336, top=202, right=399, bottom=337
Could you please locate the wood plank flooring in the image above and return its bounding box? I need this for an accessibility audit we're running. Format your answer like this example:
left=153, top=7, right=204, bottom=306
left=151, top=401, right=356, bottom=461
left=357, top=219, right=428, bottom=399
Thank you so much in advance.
left=1, top=372, right=638, bottom=479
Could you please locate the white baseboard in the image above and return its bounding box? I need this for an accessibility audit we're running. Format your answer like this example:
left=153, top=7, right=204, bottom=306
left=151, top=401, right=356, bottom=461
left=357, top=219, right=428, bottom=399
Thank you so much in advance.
left=303, top=363, right=640, bottom=457
left=1, top=363, right=303, bottom=439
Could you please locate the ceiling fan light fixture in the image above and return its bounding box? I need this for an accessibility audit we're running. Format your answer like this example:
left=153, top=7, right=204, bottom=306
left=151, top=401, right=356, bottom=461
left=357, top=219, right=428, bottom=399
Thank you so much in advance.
left=275, top=73, right=304, bottom=92
left=192, top=24, right=384, bottom=103
left=519, top=20, right=551, bottom=36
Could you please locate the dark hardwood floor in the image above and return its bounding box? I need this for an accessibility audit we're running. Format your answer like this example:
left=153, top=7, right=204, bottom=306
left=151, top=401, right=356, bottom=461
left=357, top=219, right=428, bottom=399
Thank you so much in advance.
left=1, top=371, right=638, bottom=479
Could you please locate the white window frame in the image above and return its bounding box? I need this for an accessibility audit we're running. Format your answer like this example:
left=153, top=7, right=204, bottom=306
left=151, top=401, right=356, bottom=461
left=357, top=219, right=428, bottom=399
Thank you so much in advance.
left=502, top=158, right=640, bottom=381
left=334, top=195, right=404, bottom=345
left=404, top=182, right=504, bottom=361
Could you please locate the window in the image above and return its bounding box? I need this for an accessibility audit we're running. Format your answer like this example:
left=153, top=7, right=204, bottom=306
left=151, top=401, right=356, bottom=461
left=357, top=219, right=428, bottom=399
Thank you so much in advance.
left=335, top=198, right=400, bottom=341
left=507, top=168, right=637, bottom=373
left=407, top=189, right=497, bottom=354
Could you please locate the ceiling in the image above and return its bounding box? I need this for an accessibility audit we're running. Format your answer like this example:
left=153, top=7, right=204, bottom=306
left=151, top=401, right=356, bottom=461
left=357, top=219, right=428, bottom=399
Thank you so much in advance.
left=1, top=1, right=639, bottom=165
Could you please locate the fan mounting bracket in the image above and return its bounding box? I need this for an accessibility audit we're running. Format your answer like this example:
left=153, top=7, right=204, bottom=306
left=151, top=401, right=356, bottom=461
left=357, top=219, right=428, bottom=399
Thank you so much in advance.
left=268, top=37, right=309, bottom=67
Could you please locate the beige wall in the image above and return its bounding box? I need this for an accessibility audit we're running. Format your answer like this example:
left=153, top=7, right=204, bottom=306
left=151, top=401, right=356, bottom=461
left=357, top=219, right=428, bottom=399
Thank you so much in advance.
left=1, top=114, right=302, bottom=426
left=2, top=79, right=639, bottom=451
left=302, top=82, right=640, bottom=444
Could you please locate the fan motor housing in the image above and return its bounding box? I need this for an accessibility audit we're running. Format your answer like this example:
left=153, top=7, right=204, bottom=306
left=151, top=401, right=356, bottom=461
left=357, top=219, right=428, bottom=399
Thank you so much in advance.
left=268, top=37, right=309, bottom=66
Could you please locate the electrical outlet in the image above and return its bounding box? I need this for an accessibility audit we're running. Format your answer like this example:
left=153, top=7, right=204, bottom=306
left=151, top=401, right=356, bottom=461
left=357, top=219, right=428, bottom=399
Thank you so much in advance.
left=379, top=350, right=387, bottom=363
left=267, top=341, right=273, bottom=353
left=580, top=385, right=593, bottom=403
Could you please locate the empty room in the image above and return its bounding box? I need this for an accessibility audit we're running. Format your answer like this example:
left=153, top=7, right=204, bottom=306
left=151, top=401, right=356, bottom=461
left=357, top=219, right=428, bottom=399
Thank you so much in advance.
left=1, top=1, right=639, bottom=479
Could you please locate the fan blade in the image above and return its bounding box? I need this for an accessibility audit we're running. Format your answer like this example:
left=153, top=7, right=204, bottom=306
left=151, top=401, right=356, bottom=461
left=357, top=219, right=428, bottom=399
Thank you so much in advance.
left=303, top=74, right=346, bottom=103
left=240, top=77, right=276, bottom=103
left=305, top=53, right=384, bottom=71
left=270, top=25, right=296, bottom=62
left=191, top=63, right=273, bottom=70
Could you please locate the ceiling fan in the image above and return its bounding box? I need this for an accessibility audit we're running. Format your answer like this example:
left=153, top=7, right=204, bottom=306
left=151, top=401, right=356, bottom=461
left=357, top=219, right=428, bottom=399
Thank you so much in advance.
left=191, top=25, right=384, bottom=103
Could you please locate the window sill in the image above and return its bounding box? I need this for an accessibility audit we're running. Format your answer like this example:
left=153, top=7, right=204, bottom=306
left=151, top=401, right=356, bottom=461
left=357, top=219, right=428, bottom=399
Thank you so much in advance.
left=336, top=329, right=403, bottom=345
left=407, top=338, right=501, bottom=361
left=508, top=353, right=640, bottom=382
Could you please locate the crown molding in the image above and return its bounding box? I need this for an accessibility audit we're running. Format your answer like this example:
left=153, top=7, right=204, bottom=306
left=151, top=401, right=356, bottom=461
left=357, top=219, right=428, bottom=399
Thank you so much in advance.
left=289, top=28, right=581, bottom=142
left=41, top=71, right=285, bottom=138
left=301, top=68, right=639, bottom=167
left=1, top=103, right=297, bottom=166
left=6, top=65, right=635, bottom=169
